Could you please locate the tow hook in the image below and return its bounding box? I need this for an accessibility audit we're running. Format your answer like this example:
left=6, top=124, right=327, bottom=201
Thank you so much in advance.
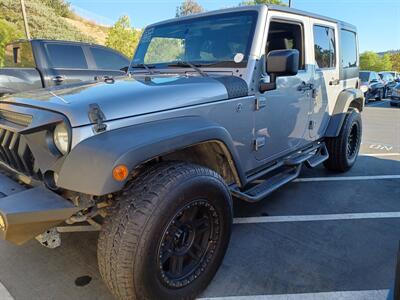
left=35, top=228, right=61, bottom=249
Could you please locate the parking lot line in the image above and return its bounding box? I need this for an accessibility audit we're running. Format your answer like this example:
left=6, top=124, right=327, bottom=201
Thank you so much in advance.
left=367, top=100, right=391, bottom=107
left=199, top=289, right=389, bottom=300
left=295, top=174, right=400, bottom=182
left=361, top=153, right=400, bottom=157
left=233, top=212, right=400, bottom=224
left=0, top=282, right=13, bottom=300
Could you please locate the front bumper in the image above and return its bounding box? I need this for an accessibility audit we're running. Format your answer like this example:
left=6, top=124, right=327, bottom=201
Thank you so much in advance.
left=0, top=172, right=78, bottom=245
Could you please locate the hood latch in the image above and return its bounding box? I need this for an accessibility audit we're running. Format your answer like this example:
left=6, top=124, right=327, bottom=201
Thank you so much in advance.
left=88, top=103, right=107, bottom=133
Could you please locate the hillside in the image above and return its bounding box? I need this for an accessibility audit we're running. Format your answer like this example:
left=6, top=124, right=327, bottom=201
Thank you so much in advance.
left=0, top=0, right=109, bottom=65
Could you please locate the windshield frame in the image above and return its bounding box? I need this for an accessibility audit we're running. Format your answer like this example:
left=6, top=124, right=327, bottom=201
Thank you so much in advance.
left=131, top=10, right=259, bottom=71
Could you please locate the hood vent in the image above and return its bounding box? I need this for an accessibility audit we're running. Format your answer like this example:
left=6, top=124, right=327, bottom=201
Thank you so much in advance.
left=0, top=110, right=32, bottom=127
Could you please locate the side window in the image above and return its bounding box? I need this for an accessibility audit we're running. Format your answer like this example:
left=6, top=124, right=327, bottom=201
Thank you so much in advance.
left=266, top=20, right=305, bottom=69
left=313, top=25, right=336, bottom=69
left=46, top=44, right=88, bottom=69
left=340, top=29, right=357, bottom=68
left=91, top=47, right=129, bottom=70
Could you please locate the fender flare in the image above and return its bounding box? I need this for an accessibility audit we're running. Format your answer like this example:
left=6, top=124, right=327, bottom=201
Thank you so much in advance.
left=57, top=116, right=245, bottom=195
left=325, top=88, right=364, bottom=137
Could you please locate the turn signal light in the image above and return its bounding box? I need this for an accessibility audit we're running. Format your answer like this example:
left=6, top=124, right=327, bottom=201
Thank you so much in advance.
left=113, top=165, right=129, bottom=181
left=0, top=214, right=5, bottom=231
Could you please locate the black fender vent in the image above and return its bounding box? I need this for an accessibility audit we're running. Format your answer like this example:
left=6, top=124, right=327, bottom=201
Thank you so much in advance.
left=213, top=76, right=249, bottom=99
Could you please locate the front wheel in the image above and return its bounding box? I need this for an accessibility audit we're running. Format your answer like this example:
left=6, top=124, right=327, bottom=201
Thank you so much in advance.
left=375, top=89, right=383, bottom=101
left=324, top=110, right=362, bottom=172
left=98, top=162, right=233, bottom=300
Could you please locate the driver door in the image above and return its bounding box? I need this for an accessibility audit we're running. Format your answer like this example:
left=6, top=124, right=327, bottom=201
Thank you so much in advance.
left=254, top=13, right=312, bottom=163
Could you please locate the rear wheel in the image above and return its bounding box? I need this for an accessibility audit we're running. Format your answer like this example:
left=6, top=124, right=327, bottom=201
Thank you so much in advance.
left=98, top=162, right=233, bottom=300
left=324, top=110, right=362, bottom=172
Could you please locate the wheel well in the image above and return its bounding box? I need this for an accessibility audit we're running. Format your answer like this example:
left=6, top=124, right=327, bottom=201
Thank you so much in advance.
left=135, top=141, right=240, bottom=186
left=349, top=97, right=364, bottom=112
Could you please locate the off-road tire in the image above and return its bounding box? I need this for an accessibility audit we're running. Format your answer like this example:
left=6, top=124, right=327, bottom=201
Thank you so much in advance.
left=324, top=110, right=362, bottom=172
left=98, top=162, right=233, bottom=300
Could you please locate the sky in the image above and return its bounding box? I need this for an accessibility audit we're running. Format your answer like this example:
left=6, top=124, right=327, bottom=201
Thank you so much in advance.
left=68, top=0, right=400, bottom=53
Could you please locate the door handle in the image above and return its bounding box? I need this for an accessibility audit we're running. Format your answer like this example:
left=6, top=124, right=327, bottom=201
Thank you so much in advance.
left=329, top=79, right=340, bottom=85
left=297, top=81, right=314, bottom=91
left=52, top=75, right=65, bottom=83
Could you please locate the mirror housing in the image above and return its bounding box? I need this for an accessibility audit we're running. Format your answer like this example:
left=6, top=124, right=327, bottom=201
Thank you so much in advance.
left=260, top=49, right=299, bottom=93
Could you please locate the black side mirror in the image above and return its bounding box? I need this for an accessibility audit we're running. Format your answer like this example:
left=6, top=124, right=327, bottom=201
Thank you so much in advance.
left=370, top=79, right=378, bottom=83
left=260, top=49, right=299, bottom=93
left=120, top=66, right=129, bottom=72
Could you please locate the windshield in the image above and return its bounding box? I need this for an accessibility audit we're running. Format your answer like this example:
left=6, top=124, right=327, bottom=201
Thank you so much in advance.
left=132, top=11, right=258, bottom=69
left=359, top=72, right=369, bottom=82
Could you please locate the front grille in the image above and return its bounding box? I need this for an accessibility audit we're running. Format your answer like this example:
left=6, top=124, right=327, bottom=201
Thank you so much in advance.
left=0, top=129, right=38, bottom=177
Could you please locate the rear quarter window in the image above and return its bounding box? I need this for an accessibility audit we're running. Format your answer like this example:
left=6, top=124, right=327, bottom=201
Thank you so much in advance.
left=90, top=47, right=129, bottom=70
left=340, top=29, right=357, bottom=68
left=4, top=42, right=35, bottom=68
left=46, top=44, right=88, bottom=69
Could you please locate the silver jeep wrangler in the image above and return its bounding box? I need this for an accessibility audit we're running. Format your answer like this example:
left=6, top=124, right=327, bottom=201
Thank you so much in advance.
left=0, top=4, right=363, bottom=300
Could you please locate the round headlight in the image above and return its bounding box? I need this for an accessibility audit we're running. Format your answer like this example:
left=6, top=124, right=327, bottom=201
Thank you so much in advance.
left=53, top=123, right=69, bottom=155
left=360, top=85, right=368, bottom=93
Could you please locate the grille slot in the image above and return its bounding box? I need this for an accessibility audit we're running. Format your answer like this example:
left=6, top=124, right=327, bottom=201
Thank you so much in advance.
left=0, top=129, right=37, bottom=177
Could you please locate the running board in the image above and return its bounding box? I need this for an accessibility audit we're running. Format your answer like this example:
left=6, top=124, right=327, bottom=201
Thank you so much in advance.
left=231, top=166, right=301, bottom=203
left=305, top=143, right=329, bottom=168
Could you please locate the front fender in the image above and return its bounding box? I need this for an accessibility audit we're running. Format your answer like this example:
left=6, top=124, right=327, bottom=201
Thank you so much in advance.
left=57, top=116, right=244, bottom=195
left=325, top=88, right=364, bottom=137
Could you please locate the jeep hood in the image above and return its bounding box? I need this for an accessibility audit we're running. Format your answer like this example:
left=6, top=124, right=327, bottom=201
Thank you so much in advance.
left=1, top=75, right=247, bottom=127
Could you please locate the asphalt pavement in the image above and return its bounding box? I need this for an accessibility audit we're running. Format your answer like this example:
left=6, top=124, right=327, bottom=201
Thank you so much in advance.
left=0, top=98, right=398, bottom=300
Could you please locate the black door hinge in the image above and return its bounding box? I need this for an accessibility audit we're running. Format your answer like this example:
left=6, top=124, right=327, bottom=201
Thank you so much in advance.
left=254, top=136, right=265, bottom=151
left=88, top=103, right=107, bottom=133
left=255, top=97, right=266, bottom=110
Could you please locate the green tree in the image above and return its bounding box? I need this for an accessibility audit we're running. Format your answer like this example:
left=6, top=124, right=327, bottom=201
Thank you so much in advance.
left=42, top=0, right=71, bottom=17
left=0, top=20, right=23, bottom=67
left=377, top=53, right=392, bottom=71
left=360, top=51, right=392, bottom=72
left=105, top=16, right=140, bottom=58
left=0, top=0, right=94, bottom=43
left=240, top=0, right=286, bottom=6
left=176, top=0, right=204, bottom=17
left=390, top=53, right=400, bottom=72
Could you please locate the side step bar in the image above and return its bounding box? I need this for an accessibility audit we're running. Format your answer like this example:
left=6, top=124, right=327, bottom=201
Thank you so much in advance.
left=305, top=143, right=329, bottom=168
left=231, top=165, right=301, bottom=203
left=231, top=142, right=329, bottom=203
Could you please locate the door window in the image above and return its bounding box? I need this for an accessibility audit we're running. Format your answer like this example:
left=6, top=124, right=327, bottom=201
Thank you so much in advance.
left=266, top=20, right=304, bottom=69
left=91, top=47, right=129, bottom=70
left=313, top=25, right=336, bottom=69
left=46, top=44, right=88, bottom=69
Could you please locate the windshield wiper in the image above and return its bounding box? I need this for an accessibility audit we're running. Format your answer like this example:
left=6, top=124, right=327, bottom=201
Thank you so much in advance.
left=167, top=61, right=208, bottom=77
left=130, top=63, right=156, bottom=74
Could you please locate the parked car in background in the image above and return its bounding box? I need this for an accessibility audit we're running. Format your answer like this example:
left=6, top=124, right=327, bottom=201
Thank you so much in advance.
left=390, top=82, right=400, bottom=106
left=359, top=71, right=385, bottom=103
left=0, top=39, right=130, bottom=97
left=379, top=71, right=397, bottom=97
